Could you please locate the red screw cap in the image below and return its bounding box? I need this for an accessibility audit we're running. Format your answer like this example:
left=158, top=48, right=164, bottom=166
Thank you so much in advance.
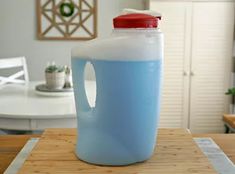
left=113, top=13, right=160, bottom=29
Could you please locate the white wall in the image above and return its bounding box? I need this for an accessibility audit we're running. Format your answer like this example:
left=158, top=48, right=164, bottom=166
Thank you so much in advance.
left=119, top=0, right=147, bottom=10
left=0, top=0, right=146, bottom=80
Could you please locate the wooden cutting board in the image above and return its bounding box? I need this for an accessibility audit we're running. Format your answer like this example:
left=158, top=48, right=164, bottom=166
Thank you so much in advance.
left=18, top=128, right=216, bottom=174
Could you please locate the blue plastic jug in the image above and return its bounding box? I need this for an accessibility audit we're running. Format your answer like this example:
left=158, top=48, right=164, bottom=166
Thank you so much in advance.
left=72, top=13, right=163, bottom=166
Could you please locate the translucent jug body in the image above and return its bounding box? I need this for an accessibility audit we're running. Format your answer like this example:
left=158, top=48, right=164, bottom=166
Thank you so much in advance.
left=72, top=26, right=163, bottom=165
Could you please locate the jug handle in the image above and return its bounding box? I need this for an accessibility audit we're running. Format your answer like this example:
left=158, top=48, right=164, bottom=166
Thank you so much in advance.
left=73, top=59, right=91, bottom=112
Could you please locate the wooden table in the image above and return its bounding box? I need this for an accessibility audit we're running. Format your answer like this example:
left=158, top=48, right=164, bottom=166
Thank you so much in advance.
left=223, top=114, right=235, bottom=133
left=193, top=134, right=235, bottom=163
left=1, top=131, right=235, bottom=174
left=0, top=134, right=40, bottom=174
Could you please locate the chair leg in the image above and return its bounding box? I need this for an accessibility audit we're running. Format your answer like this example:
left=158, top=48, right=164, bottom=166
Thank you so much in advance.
left=224, top=124, right=230, bottom=134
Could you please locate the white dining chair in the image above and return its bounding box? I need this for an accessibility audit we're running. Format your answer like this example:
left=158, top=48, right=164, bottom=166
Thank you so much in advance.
left=0, top=57, right=29, bottom=85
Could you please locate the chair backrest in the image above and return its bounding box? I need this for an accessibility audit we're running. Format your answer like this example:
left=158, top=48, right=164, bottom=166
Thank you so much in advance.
left=0, top=57, right=29, bottom=85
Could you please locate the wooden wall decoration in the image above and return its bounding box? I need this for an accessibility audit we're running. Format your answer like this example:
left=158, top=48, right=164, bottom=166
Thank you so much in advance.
left=36, top=0, right=97, bottom=40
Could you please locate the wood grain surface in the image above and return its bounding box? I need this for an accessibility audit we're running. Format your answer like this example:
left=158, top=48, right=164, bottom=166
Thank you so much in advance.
left=223, top=114, right=235, bottom=128
left=18, top=128, right=217, bottom=174
left=0, top=135, right=40, bottom=174
left=193, top=133, right=235, bottom=164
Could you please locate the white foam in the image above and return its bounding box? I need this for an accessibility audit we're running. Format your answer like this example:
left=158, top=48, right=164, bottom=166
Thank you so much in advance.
left=72, top=29, right=163, bottom=61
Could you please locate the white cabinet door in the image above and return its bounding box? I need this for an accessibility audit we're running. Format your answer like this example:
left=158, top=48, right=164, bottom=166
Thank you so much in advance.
left=150, top=2, right=191, bottom=128
left=189, top=2, right=234, bottom=133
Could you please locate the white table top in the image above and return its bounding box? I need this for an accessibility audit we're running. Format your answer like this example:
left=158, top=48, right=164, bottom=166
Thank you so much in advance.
left=0, top=81, right=96, bottom=119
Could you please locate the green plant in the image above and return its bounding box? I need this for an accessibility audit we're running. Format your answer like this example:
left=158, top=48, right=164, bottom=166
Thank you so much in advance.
left=60, top=2, right=75, bottom=17
left=64, top=65, right=71, bottom=74
left=45, top=65, right=65, bottom=73
left=225, top=87, right=235, bottom=105
left=225, top=88, right=235, bottom=96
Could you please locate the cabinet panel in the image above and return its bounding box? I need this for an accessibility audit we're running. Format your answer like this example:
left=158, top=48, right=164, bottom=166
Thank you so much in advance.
left=150, top=2, right=191, bottom=128
left=190, top=2, right=234, bottom=133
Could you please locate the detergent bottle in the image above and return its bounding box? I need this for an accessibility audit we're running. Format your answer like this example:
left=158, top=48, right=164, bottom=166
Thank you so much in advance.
left=72, top=13, right=163, bottom=166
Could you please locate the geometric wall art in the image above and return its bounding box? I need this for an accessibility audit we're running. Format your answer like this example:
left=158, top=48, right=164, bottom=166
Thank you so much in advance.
left=36, top=0, right=97, bottom=40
